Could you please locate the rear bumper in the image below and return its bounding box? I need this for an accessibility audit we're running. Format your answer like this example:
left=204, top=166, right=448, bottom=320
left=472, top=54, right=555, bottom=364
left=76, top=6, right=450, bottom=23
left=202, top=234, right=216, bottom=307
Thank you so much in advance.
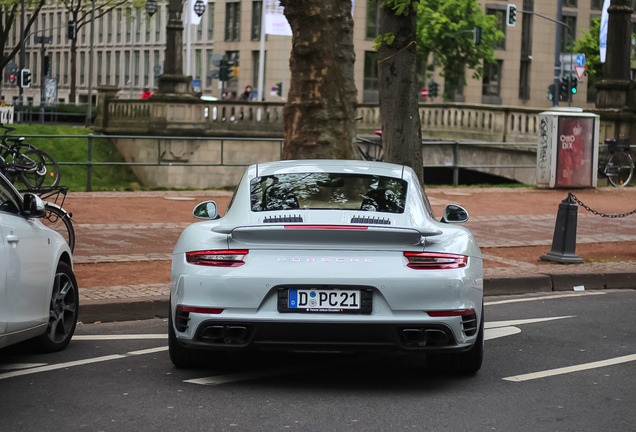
left=174, top=317, right=478, bottom=353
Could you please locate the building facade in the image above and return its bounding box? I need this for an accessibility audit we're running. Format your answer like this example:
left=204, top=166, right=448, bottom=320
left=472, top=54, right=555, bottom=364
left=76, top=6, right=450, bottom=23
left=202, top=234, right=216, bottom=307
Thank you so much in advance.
left=2, top=0, right=635, bottom=109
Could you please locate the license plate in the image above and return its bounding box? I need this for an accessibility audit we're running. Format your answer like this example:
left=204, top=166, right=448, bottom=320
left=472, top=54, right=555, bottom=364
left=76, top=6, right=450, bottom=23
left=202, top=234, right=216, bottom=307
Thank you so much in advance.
left=288, top=289, right=361, bottom=311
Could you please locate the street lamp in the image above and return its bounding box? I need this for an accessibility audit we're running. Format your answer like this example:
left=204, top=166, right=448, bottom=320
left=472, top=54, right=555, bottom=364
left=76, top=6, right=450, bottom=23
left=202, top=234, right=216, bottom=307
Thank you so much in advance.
left=193, top=0, right=205, bottom=17
left=145, top=0, right=158, bottom=17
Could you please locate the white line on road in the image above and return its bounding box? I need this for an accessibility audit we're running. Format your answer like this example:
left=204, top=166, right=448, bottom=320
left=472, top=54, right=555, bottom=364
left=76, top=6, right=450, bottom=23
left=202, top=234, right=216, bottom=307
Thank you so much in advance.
left=485, top=327, right=521, bottom=340
left=0, top=346, right=167, bottom=381
left=485, top=291, right=606, bottom=306
left=485, top=316, right=575, bottom=329
left=73, top=334, right=168, bottom=340
left=503, top=354, right=636, bottom=382
left=0, top=363, right=47, bottom=371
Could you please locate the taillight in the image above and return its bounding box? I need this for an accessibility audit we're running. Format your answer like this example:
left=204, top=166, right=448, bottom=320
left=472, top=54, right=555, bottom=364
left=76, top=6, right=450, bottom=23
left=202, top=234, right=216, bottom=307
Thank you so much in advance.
left=404, top=252, right=468, bottom=269
left=427, top=309, right=476, bottom=317
left=284, top=225, right=368, bottom=230
left=177, top=305, right=224, bottom=314
left=186, top=250, right=248, bottom=267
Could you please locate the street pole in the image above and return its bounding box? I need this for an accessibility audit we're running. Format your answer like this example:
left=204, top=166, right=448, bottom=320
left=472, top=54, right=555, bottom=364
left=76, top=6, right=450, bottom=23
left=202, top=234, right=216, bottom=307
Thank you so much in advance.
left=19, top=0, right=25, bottom=122
left=552, top=0, right=563, bottom=107
left=40, top=37, right=45, bottom=124
left=86, top=0, right=95, bottom=126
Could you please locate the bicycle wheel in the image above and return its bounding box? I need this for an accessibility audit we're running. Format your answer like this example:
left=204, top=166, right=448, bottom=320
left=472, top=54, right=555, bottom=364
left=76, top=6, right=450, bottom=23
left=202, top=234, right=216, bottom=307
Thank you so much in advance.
left=42, top=203, right=75, bottom=253
left=18, top=149, right=61, bottom=189
left=605, top=151, right=634, bottom=187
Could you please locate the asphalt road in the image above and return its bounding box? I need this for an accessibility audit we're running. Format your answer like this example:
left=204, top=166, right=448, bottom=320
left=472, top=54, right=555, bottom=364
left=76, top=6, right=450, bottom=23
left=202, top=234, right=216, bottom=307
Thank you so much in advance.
left=1, top=290, right=635, bottom=432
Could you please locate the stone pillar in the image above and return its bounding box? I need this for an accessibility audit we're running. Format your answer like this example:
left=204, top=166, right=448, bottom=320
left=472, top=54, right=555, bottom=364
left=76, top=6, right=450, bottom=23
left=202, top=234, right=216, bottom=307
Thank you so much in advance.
left=156, top=0, right=196, bottom=98
left=595, top=0, right=635, bottom=141
left=94, top=85, right=120, bottom=130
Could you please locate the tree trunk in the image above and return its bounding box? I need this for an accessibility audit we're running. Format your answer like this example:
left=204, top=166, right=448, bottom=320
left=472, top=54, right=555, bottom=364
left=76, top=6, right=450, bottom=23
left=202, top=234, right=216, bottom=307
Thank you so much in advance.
left=378, top=3, right=423, bottom=183
left=280, top=0, right=358, bottom=160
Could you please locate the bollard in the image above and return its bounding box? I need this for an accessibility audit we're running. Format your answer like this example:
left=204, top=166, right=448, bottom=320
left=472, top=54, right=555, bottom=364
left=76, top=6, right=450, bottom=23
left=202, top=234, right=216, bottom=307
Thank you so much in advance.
left=540, top=193, right=583, bottom=264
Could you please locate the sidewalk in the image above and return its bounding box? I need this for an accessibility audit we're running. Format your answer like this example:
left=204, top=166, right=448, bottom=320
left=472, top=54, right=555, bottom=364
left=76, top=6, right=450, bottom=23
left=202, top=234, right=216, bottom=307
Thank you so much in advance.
left=69, top=187, right=636, bottom=323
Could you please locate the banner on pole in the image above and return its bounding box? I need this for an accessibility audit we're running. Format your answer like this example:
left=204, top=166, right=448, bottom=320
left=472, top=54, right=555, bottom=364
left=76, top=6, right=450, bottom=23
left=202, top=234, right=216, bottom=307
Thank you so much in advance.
left=265, top=0, right=292, bottom=36
left=599, top=0, right=610, bottom=63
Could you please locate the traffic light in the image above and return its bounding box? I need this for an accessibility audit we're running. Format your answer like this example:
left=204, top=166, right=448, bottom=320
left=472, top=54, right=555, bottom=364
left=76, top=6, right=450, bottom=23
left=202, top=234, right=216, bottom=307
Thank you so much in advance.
left=506, top=4, right=517, bottom=27
left=67, top=21, right=77, bottom=40
left=429, top=81, right=439, bottom=98
left=473, top=26, right=482, bottom=45
left=219, top=59, right=229, bottom=81
left=276, top=82, right=283, bottom=96
left=20, top=69, right=31, bottom=88
left=559, top=75, right=578, bottom=96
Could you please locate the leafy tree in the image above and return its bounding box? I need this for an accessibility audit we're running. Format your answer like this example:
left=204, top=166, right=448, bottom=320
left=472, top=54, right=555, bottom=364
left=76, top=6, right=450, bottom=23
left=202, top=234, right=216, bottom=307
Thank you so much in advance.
left=416, top=0, right=503, bottom=101
left=58, top=0, right=140, bottom=102
left=0, top=0, right=46, bottom=86
left=375, top=0, right=423, bottom=182
left=279, top=0, right=358, bottom=160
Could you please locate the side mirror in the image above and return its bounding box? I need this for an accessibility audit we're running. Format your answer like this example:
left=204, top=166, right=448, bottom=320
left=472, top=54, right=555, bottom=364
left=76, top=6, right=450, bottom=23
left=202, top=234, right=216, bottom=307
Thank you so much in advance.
left=441, top=204, right=469, bottom=223
left=23, top=193, right=46, bottom=218
left=193, top=200, right=219, bottom=219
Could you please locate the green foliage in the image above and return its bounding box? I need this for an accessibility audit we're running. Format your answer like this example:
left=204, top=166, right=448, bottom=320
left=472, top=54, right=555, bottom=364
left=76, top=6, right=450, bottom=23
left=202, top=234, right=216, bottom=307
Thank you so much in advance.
left=380, top=0, right=415, bottom=16
left=573, top=18, right=602, bottom=79
left=373, top=32, right=395, bottom=51
left=416, top=0, right=504, bottom=100
left=6, top=125, right=140, bottom=192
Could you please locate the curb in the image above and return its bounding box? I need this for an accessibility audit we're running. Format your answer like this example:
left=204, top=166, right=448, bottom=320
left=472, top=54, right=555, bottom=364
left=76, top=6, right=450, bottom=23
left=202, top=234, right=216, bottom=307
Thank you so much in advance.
left=77, top=273, right=636, bottom=324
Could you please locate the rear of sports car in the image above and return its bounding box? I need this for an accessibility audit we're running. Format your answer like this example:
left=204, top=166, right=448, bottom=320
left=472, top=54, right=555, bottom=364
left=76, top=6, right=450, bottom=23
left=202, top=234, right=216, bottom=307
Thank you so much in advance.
left=170, top=161, right=483, bottom=372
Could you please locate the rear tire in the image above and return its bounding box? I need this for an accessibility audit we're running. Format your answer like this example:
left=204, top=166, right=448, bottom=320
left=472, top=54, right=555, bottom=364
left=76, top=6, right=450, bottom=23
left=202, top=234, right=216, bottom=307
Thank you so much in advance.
left=605, top=151, right=634, bottom=187
left=18, top=149, right=61, bottom=190
left=428, top=308, right=484, bottom=375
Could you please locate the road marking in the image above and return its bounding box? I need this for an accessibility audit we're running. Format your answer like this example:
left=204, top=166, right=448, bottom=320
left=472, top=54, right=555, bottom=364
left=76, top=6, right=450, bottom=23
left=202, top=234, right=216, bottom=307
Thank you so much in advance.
left=503, top=354, right=636, bottom=382
left=0, top=363, right=47, bottom=371
left=485, top=327, right=521, bottom=340
left=185, top=366, right=314, bottom=386
left=486, top=316, right=574, bottom=329
left=0, top=346, right=167, bottom=381
left=485, top=291, right=605, bottom=306
left=73, top=334, right=168, bottom=340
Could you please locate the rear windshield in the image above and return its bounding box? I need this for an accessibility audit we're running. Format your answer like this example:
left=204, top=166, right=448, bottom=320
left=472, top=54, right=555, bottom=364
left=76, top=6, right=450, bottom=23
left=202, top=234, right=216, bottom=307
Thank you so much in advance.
left=250, top=173, right=407, bottom=213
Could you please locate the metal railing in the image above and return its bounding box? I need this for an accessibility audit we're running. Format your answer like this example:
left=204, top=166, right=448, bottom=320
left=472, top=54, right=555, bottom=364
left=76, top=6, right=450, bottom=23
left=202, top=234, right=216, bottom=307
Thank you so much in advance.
left=14, top=133, right=539, bottom=190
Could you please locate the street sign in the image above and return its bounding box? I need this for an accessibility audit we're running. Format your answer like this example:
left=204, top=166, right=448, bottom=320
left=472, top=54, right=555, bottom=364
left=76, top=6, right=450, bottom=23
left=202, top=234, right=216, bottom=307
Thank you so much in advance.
left=575, top=65, right=587, bottom=81
left=575, top=54, right=586, bottom=67
left=421, top=88, right=428, bottom=98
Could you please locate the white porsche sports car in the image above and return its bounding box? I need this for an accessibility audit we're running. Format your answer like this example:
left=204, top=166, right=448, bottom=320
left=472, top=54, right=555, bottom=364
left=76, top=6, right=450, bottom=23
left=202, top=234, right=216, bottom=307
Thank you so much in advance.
left=170, top=160, right=483, bottom=373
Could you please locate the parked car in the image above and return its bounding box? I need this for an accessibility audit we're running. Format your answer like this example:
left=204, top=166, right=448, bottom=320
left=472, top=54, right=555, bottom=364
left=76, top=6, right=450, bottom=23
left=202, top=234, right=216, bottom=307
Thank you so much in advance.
left=170, top=160, right=483, bottom=373
left=0, top=172, right=78, bottom=352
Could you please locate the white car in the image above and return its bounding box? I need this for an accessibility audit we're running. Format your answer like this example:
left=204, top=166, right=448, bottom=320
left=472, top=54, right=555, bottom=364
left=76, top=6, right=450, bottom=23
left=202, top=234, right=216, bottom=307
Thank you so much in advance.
left=0, top=173, right=78, bottom=352
left=170, top=160, right=483, bottom=373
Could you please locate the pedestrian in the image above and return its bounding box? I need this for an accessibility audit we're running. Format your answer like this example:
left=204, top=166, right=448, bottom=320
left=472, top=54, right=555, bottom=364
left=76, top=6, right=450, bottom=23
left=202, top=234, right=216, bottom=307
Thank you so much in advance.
left=238, top=85, right=253, bottom=101
left=141, top=87, right=152, bottom=99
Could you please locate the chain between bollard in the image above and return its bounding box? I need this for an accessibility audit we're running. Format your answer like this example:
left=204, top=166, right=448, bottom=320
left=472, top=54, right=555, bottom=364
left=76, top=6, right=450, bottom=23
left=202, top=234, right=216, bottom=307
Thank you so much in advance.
left=569, top=192, right=636, bottom=218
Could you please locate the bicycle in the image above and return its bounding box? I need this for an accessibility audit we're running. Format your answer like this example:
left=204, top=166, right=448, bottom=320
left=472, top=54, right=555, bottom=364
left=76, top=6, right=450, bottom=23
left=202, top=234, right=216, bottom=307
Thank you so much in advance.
left=356, top=130, right=384, bottom=162
left=35, top=185, right=75, bottom=253
left=599, top=138, right=634, bottom=187
left=0, top=124, right=61, bottom=190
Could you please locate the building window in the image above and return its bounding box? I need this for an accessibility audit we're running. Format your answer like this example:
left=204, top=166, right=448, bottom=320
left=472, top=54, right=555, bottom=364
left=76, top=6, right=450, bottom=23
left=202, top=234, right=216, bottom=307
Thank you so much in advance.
left=591, top=0, right=603, bottom=10
left=55, top=52, right=61, bottom=80
left=366, top=0, right=379, bottom=40
left=482, top=60, right=502, bottom=104
left=80, top=52, right=85, bottom=85
left=225, top=0, right=240, bottom=41
left=63, top=52, right=69, bottom=84
left=126, top=12, right=132, bottom=43
left=106, top=52, right=111, bottom=84
left=561, top=14, right=577, bottom=53
left=155, top=6, right=162, bottom=42
left=144, top=50, right=150, bottom=86
left=207, top=2, right=215, bottom=40
left=117, top=9, right=122, bottom=43
left=363, top=51, right=379, bottom=103
left=146, top=14, right=151, bottom=42
left=251, top=1, right=262, bottom=41
left=487, top=7, right=506, bottom=50
left=115, top=51, right=121, bottom=86
left=107, top=11, right=112, bottom=43
left=154, top=50, right=161, bottom=85
left=98, top=15, right=104, bottom=43
left=97, top=52, right=103, bottom=85
left=562, top=0, right=577, bottom=7
left=134, top=51, right=140, bottom=86
left=125, top=51, right=130, bottom=86
left=56, top=12, right=62, bottom=44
